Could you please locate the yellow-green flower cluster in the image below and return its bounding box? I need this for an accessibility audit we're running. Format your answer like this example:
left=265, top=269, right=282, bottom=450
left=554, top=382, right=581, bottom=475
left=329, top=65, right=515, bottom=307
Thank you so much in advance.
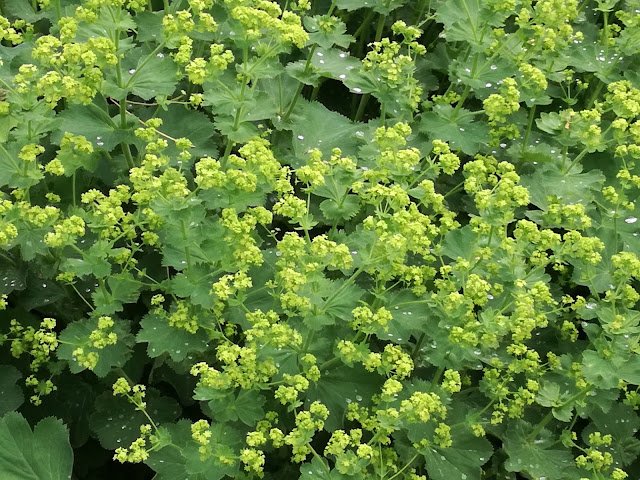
left=280, top=402, right=329, bottom=462
left=191, top=334, right=279, bottom=391
left=362, top=38, right=424, bottom=111
left=483, top=78, right=521, bottom=143
left=44, top=215, right=86, bottom=247
left=350, top=305, right=392, bottom=334
left=88, top=316, right=118, bottom=348
left=219, top=208, right=270, bottom=270
left=0, top=15, right=26, bottom=45
left=129, top=126, right=191, bottom=204
left=517, top=0, right=580, bottom=51
left=8, top=317, right=58, bottom=374
left=372, top=123, right=422, bottom=177
left=230, top=1, right=308, bottom=48
left=81, top=185, right=134, bottom=239
left=184, top=44, right=234, bottom=85
left=191, top=419, right=213, bottom=458
left=463, top=155, right=530, bottom=224
left=114, top=425, right=153, bottom=463
left=431, top=139, right=460, bottom=175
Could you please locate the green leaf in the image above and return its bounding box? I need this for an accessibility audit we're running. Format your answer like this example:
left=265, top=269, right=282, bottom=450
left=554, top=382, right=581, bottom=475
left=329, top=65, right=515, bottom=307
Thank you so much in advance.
left=310, top=48, right=361, bottom=83
left=503, top=420, right=574, bottom=479
left=92, top=272, right=142, bottom=315
left=336, top=0, right=405, bottom=14
left=418, top=426, right=493, bottom=480
left=13, top=274, right=65, bottom=311
left=435, top=0, right=501, bottom=46
left=196, top=389, right=266, bottom=426
left=440, top=225, right=477, bottom=261
left=418, top=105, right=490, bottom=155
left=169, top=266, right=216, bottom=308
left=133, top=11, right=165, bottom=43
left=0, top=412, right=73, bottom=480
left=155, top=105, right=218, bottom=158
left=535, top=381, right=576, bottom=422
left=56, top=104, right=130, bottom=151
left=61, top=243, right=112, bottom=279
left=0, top=0, right=46, bottom=22
left=89, top=389, right=181, bottom=449
left=319, top=196, right=361, bottom=221
left=105, top=49, right=178, bottom=100
left=581, top=350, right=622, bottom=389
left=304, top=17, right=354, bottom=49
left=582, top=403, right=640, bottom=467
left=57, top=317, right=134, bottom=377
left=146, top=420, right=241, bottom=480
left=136, top=312, right=209, bottom=362
left=300, top=457, right=351, bottom=480
left=214, top=115, right=259, bottom=143
left=521, top=163, right=605, bottom=211
left=306, top=364, right=383, bottom=431
left=40, top=375, right=95, bottom=447
left=286, top=60, right=321, bottom=87
left=0, top=366, right=23, bottom=416
left=384, top=288, right=433, bottom=341
left=0, top=259, right=27, bottom=295
left=0, top=142, right=44, bottom=189
left=302, top=278, right=365, bottom=330
left=288, top=100, right=362, bottom=159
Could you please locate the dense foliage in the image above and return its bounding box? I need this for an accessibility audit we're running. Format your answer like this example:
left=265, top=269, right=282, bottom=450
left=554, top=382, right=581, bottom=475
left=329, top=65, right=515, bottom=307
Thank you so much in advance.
left=1, top=0, right=640, bottom=478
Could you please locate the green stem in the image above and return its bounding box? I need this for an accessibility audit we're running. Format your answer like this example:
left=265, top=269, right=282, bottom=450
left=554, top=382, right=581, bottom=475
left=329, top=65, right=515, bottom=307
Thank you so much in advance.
left=309, top=446, right=332, bottom=477
left=526, top=386, right=594, bottom=442
left=353, top=10, right=376, bottom=40
left=386, top=454, right=419, bottom=480
left=431, top=365, right=445, bottom=389
left=319, top=267, right=365, bottom=315
left=354, top=93, right=371, bottom=122
left=562, top=146, right=590, bottom=174
left=411, top=333, right=426, bottom=359
left=353, top=7, right=389, bottom=122
left=180, top=220, right=193, bottom=274
left=374, top=9, right=386, bottom=42
left=521, top=104, right=536, bottom=153
left=221, top=139, right=234, bottom=168
left=283, top=44, right=317, bottom=121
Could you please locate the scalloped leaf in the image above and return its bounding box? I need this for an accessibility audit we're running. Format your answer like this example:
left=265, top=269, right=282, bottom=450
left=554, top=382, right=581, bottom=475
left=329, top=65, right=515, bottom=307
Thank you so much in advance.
left=503, top=420, right=574, bottom=479
left=0, top=412, right=73, bottom=480
left=146, top=420, right=241, bottom=480
left=319, top=196, right=361, bottom=221
left=0, top=366, right=23, bottom=416
left=57, top=317, right=134, bottom=377
left=89, top=389, right=181, bottom=450
left=136, top=312, right=209, bottom=362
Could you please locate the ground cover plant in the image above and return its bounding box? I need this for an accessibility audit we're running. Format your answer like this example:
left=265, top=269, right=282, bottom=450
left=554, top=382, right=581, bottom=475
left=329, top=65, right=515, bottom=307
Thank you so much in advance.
left=0, top=0, right=640, bottom=478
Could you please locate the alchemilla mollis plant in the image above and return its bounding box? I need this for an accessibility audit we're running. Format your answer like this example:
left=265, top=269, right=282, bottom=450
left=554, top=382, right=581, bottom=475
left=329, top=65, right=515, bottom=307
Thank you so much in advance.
left=0, top=0, right=639, bottom=478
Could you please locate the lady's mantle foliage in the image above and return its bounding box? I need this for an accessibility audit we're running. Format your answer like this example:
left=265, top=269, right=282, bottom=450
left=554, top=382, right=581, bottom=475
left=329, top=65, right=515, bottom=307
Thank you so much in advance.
left=0, top=0, right=640, bottom=479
